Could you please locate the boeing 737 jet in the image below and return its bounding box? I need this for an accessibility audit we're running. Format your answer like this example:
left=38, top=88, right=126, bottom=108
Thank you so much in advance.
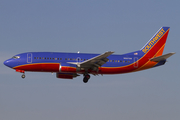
left=4, top=27, right=175, bottom=83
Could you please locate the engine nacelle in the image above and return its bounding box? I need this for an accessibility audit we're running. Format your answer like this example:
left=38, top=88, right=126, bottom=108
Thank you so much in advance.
left=59, top=63, right=77, bottom=73
left=56, top=72, right=74, bottom=79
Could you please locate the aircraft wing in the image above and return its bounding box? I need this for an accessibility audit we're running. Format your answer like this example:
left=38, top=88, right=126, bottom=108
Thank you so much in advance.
left=68, top=51, right=114, bottom=71
left=150, top=52, right=175, bottom=62
left=79, top=51, right=114, bottom=68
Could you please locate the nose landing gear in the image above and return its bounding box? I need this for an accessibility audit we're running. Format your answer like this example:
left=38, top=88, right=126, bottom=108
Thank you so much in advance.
left=21, top=73, right=25, bottom=79
left=83, top=74, right=90, bottom=83
left=15, top=69, right=25, bottom=79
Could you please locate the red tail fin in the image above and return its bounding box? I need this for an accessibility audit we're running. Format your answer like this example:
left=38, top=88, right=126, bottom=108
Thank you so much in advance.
left=141, top=27, right=170, bottom=57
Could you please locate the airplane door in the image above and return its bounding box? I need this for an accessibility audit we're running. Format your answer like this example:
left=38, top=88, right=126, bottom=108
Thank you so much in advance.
left=76, top=57, right=81, bottom=63
left=27, top=53, right=32, bottom=63
left=134, top=57, right=138, bottom=68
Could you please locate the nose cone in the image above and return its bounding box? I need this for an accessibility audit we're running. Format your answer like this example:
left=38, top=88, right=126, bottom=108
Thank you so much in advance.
left=4, top=60, right=7, bottom=66
left=4, top=59, right=15, bottom=68
left=4, top=59, right=10, bottom=67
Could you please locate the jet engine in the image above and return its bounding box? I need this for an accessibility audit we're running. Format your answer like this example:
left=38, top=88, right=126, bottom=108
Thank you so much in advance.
left=56, top=72, right=79, bottom=79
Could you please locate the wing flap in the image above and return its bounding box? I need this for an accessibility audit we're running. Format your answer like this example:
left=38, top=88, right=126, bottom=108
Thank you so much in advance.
left=150, top=52, right=175, bottom=62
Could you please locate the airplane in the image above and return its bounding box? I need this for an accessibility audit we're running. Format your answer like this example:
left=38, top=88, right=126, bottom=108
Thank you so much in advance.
left=4, top=26, right=175, bottom=83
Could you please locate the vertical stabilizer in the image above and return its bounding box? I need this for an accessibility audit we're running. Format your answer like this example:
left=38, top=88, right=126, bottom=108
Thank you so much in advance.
left=141, top=27, right=170, bottom=57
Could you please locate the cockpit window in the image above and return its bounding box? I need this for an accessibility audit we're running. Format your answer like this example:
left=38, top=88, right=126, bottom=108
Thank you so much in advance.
left=12, top=56, right=20, bottom=59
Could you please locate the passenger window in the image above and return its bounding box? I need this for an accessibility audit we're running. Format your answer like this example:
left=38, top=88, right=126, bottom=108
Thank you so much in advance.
left=34, top=57, right=36, bottom=59
left=39, top=57, right=41, bottom=59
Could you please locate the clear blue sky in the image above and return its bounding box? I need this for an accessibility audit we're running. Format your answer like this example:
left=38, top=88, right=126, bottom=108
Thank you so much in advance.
left=0, top=0, right=179, bottom=120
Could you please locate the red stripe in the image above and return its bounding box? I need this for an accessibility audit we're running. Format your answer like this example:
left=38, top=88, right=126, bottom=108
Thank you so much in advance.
left=14, top=63, right=60, bottom=72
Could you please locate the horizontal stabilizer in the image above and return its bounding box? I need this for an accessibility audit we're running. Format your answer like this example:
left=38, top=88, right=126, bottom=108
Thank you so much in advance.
left=150, top=52, right=175, bottom=62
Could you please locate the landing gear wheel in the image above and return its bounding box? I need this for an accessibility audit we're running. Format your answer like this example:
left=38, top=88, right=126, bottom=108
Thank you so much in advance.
left=21, top=74, right=25, bottom=79
left=83, top=74, right=90, bottom=83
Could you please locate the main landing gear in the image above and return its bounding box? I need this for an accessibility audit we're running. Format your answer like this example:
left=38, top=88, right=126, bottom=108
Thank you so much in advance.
left=21, top=73, right=25, bottom=79
left=83, top=74, right=90, bottom=83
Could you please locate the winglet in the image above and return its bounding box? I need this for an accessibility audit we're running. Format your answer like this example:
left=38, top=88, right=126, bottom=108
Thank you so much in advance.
left=150, top=52, right=175, bottom=62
